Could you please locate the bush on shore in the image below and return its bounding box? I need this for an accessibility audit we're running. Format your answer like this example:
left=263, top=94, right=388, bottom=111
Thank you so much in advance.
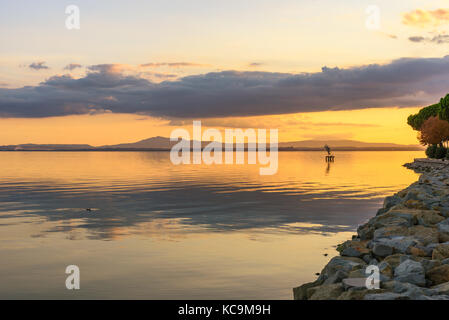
left=426, top=145, right=448, bottom=159
left=426, top=145, right=437, bottom=158
left=435, top=146, right=448, bottom=159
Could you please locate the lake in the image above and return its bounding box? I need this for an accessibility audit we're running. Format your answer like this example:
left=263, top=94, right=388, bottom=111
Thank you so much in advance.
left=0, top=151, right=423, bottom=299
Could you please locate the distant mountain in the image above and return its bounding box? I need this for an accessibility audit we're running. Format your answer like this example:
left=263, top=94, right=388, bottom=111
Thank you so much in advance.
left=0, top=137, right=424, bottom=151
left=100, top=136, right=213, bottom=149
left=100, top=136, right=177, bottom=149
left=102, top=137, right=423, bottom=151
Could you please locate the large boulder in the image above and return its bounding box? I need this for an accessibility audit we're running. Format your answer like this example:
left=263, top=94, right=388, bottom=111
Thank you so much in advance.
left=308, top=283, right=344, bottom=300
left=372, top=213, right=412, bottom=229
left=382, top=281, right=437, bottom=299
left=378, top=261, right=393, bottom=279
left=394, top=259, right=426, bottom=286
left=432, top=244, right=449, bottom=260
left=323, top=270, right=348, bottom=285
left=409, top=245, right=432, bottom=257
left=421, top=259, right=442, bottom=273
left=374, top=237, right=417, bottom=254
left=417, top=294, right=449, bottom=300
left=320, top=256, right=366, bottom=278
left=357, top=224, right=374, bottom=240
left=338, top=288, right=385, bottom=300
left=432, top=281, right=449, bottom=295
left=293, top=280, right=321, bottom=300
left=373, top=243, right=393, bottom=257
left=407, top=225, right=439, bottom=246
left=404, top=199, right=426, bottom=210
left=383, top=254, right=406, bottom=269
left=364, top=292, right=410, bottom=300
left=386, top=209, right=419, bottom=225
left=415, top=210, right=445, bottom=226
left=337, top=240, right=370, bottom=258
left=426, top=265, right=449, bottom=286
left=382, top=195, right=402, bottom=211
left=438, top=219, right=449, bottom=242
left=337, top=289, right=368, bottom=300
left=373, top=226, right=408, bottom=240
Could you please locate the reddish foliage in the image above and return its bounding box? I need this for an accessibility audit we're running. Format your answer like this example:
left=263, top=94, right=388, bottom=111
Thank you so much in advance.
left=419, top=116, right=449, bottom=146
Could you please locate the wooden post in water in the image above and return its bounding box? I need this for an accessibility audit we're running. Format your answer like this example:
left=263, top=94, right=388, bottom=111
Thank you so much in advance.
left=324, top=144, right=335, bottom=162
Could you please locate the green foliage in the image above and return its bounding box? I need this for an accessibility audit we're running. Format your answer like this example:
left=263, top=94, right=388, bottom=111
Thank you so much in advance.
left=407, top=103, right=441, bottom=130
left=435, top=146, right=448, bottom=159
left=426, top=145, right=437, bottom=158
left=439, top=94, right=449, bottom=122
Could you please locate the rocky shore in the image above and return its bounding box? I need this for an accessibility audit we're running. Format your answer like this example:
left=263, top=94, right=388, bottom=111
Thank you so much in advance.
left=293, top=159, right=449, bottom=300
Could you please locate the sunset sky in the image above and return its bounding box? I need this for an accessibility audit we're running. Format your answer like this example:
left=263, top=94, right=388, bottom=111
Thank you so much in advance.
left=1, top=0, right=449, bottom=145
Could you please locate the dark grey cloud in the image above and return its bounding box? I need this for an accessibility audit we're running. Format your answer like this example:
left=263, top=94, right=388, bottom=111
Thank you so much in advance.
left=64, top=63, right=83, bottom=71
left=3, top=56, right=449, bottom=118
left=409, top=34, right=449, bottom=44
left=28, top=61, right=49, bottom=70
left=409, top=36, right=426, bottom=43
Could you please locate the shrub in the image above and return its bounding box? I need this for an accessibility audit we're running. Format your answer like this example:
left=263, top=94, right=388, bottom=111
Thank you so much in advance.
left=426, top=145, right=437, bottom=158
left=435, top=146, right=447, bottom=159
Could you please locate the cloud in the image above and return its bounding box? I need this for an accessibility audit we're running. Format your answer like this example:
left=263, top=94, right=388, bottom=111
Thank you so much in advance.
left=28, top=61, right=49, bottom=70
left=143, top=71, right=178, bottom=80
left=169, top=118, right=380, bottom=129
left=2, top=57, right=449, bottom=118
left=140, top=62, right=204, bottom=68
left=86, top=63, right=131, bottom=74
left=64, top=63, right=83, bottom=71
left=403, top=8, right=449, bottom=27
left=409, top=34, right=449, bottom=44
left=409, top=36, right=426, bottom=43
left=248, top=62, right=263, bottom=67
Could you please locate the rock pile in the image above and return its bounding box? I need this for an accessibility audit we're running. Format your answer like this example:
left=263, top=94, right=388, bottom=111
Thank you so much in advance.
left=293, top=161, right=449, bottom=300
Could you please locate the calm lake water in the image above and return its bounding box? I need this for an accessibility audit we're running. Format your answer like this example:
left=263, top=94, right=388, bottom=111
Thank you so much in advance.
left=0, top=151, right=423, bottom=299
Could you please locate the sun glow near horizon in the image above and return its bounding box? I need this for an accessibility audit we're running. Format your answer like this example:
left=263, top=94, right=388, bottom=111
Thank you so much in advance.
left=0, top=106, right=422, bottom=146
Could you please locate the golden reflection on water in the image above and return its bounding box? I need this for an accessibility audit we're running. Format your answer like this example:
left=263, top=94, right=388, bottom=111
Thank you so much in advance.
left=0, top=151, right=423, bottom=299
left=0, top=151, right=421, bottom=196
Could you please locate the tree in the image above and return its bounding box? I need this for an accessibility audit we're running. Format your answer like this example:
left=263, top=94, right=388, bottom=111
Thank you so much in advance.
left=407, top=103, right=441, bottom=131
left=418, top=116, right=449, bottom=147
left=439, top=94, right=449, bottom=122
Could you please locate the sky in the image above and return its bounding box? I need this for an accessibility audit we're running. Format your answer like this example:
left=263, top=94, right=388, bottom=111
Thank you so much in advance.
left=1, top=0, right=449, bottom=145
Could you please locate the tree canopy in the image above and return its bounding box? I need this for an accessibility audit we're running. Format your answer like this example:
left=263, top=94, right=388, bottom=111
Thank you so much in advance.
left=418, top=116, right=449, bottom=146
left=439, top=94, right=449, bottom=122
left=407, top=103, right=441, bottom=131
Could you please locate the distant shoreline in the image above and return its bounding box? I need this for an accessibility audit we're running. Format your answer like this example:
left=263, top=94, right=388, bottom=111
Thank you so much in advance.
left=0, top=148, right=424, bottom=152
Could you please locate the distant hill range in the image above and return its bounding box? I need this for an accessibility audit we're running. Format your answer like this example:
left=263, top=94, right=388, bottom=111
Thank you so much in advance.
left=0, top=137, right=424, bottom=151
